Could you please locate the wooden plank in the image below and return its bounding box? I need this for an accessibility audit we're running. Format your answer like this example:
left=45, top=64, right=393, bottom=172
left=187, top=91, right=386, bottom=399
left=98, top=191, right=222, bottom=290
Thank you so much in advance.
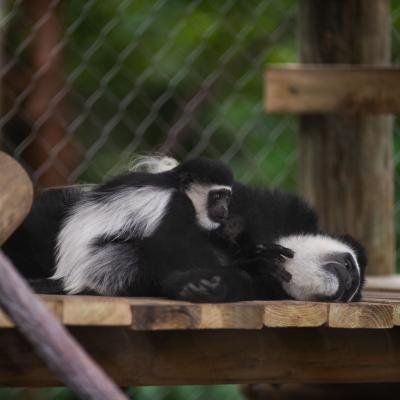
left=362, top=291, right=400, bottom=301
left=0, top=298, right=63, bottom=328
left=3, top=327, right=400, bottom=386
left=365, top=275, right=400, bottom=292
left=4, top=294, right=399, bottom=330
left=329, top=303, right=393, bottom=329
left=130, top=302, right=264, bottom=330
left=361, top=292, right=400, bottom=326
left=298, top=0, right=395, bottom=275
left=62, top=296, right=132, bottom=326
left=263, top=301, right=328, bottom=327
left=266, top=66, right=400, bottom=114
left=0, top=152, right=33, bottom=245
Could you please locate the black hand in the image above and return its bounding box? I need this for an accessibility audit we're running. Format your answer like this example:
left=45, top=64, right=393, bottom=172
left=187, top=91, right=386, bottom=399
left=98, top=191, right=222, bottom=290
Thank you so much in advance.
left=178, top=275, right=227, bottom=302
left=254, top=243, right=294, bottom=262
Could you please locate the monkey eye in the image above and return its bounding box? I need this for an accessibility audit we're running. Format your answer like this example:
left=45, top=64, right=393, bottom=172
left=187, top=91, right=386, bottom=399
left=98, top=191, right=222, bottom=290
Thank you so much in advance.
left=210, top=189, right=231, bottom=203
left=214, top=192, right=222, bottom=200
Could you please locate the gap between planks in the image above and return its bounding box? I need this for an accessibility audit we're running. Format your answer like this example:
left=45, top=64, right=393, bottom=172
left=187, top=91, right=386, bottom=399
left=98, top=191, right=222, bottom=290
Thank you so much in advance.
left=0, top=294, right=397, bottom=330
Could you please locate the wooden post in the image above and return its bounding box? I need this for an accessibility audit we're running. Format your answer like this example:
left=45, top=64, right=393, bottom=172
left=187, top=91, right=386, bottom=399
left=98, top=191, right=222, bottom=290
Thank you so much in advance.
left=298, top=0, right=394, bottom=275
left=0, top=152, right=33, bottom=245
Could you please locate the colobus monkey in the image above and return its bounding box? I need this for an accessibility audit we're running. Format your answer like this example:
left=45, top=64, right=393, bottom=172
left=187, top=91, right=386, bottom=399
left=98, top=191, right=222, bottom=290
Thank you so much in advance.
left=212, top=182, right=367, bottom=302
left=138, top=158, right=367, bottom=302
left=4, top=155, right=366, bottom=302
left=3, top=156, right=289, bottom=302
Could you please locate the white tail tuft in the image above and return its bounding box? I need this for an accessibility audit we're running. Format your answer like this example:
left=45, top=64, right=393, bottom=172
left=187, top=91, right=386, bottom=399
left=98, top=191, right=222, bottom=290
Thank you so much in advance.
left=129, top=154, right=179, bottom=174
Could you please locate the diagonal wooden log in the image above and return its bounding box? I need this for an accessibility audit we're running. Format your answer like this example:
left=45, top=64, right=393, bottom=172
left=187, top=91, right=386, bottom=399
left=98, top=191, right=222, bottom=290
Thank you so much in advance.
left=0, top=252, right=127, bottom=400
left=0, top=152, right=127, bottom=400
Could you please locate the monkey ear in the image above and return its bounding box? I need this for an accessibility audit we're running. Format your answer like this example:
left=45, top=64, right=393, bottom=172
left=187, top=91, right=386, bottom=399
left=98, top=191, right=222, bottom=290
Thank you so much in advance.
left=180, top=172, right=193, bottom=190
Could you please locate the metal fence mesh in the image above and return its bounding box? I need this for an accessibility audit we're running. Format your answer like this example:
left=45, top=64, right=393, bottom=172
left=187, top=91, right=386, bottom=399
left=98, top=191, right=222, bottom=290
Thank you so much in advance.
left=1, top=1, right=400, bottom=399
left=1, top=0, right=298, bottom=191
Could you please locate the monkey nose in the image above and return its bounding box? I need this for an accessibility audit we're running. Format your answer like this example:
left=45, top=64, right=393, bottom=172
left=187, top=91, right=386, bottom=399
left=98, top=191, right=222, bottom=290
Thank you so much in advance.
left=212, top=207, right=228, bottom=222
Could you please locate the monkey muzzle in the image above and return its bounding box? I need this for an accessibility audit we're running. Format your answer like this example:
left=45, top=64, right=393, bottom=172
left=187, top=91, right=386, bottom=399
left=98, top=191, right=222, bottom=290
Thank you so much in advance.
left=209, top=205, right=229, bottom=223
left=322, top=252, right=360, bottom=302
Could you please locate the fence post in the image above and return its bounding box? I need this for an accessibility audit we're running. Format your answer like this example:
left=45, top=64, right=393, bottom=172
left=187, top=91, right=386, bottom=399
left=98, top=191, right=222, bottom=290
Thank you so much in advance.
left=298, top=0, right=395, bottom=275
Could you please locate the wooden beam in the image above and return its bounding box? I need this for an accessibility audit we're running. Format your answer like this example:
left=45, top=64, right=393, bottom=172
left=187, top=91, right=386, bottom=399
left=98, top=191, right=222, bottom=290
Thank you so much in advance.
left=1, top=295, right=399, bottom=330
left=263, top=301, right=328, bottom=327
left=3, top=327, right=400, bottom=386
left=328, top=303, right=393, bottom=328
left=0, top=152, right=33, bottom=245
left=266, top=66, right=400, bottom=113
left=298, top=0, right=394, bottom=275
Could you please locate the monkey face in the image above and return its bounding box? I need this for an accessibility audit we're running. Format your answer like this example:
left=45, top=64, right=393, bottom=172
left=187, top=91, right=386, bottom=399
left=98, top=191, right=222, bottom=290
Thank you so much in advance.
left=207, top=188, right=231, bottom=223
left=277, top=234, right=365, bottom=303
left=185, top=184, right=232, bottom=231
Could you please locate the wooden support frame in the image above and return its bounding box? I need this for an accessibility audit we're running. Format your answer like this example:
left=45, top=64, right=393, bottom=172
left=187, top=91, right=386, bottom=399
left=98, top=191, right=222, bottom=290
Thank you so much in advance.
left=266, top=66, right=400, bottom=114
left=2, top=326, right=400, bottom=387
left=296, top=0, right=395, bottom=275
left=0, top=291, right=400, bottom=387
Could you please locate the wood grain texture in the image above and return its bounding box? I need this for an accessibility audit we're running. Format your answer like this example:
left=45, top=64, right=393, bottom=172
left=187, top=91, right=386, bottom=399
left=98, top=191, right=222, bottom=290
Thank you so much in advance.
left=131, top=303, right=264, bottom=330
left=298, top=0, right=395, bottom=275
left=329, top=303, right=393, bottom=328
left=263, top=301, right=328, bottom=327
left=0, top=152, right=33, bottom=245
left=266, top=66, right=400, bottom=113
left=63, top=296, right=132, bottom=326
left=2, top=294, right=399, bottom=330
left=3, top=327, right=400, bottom=386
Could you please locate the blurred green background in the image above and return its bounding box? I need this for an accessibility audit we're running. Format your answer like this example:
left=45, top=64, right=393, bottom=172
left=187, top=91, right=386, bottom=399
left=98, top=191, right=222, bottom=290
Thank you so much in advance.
left=1, top=0, right=400, bottom=399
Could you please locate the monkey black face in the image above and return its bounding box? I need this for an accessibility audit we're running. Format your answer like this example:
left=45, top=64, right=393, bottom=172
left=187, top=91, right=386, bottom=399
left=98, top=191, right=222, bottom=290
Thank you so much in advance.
left=176, top=158, right=234, bottom=231
left=185, top=184, right=232, bottom=230
left=207, top=188, right=231, bottom=224
left=277, top=234, right=367, bottom=302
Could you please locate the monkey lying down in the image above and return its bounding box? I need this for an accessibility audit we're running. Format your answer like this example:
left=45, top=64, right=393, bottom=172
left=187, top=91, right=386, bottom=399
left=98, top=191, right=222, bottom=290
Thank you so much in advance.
left=3, top=156, right=366, bottom=303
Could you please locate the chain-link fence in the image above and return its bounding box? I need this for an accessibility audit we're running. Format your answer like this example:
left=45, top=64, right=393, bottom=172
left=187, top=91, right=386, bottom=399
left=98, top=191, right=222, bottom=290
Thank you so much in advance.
left=1, top=0, right=298, bottom=191
left=1, top=1, right=400, bottom=399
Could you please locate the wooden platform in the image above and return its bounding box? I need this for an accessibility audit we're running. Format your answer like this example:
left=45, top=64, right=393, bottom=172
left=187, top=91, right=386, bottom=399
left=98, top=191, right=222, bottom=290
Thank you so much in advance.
left=0, top=290, right=399, bottom=330
left=2, top=287, right=400, bottom=386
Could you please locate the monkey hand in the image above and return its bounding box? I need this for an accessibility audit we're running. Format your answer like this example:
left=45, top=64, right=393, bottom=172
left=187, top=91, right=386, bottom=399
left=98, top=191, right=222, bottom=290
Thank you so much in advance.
left=179, top=275, right=227, bottom=303
left=261, top=263, right=292, bottom=283
left=253, top=243, right=294, bottom=263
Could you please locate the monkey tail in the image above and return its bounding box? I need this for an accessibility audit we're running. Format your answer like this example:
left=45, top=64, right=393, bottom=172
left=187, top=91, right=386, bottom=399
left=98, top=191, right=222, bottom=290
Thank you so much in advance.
left=129, top=154, right=179, bottom=174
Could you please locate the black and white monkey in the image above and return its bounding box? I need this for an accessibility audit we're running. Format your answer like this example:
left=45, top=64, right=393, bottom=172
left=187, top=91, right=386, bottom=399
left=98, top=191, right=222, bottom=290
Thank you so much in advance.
left=3, top=156, right=288, bottom=301
left=3, top=155, right=366, bottom=302
left=130, top=157, right=367, bottom=302
left=212, top=182, right=367, bottom=302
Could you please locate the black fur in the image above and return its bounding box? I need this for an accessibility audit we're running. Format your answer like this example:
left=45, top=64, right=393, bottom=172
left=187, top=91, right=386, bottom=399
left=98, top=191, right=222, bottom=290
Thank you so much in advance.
left=211, top=182, right=367, bottom=302
left=3, top=159, right=264, bottom=301
left=3, top=162, right=367, bottom=303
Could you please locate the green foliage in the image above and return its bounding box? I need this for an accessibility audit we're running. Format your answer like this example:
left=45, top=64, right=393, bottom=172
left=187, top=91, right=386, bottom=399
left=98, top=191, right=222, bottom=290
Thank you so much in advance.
left=0, top=385, right=243, bottom=400
left=62, top=0, right=298, bottom=185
